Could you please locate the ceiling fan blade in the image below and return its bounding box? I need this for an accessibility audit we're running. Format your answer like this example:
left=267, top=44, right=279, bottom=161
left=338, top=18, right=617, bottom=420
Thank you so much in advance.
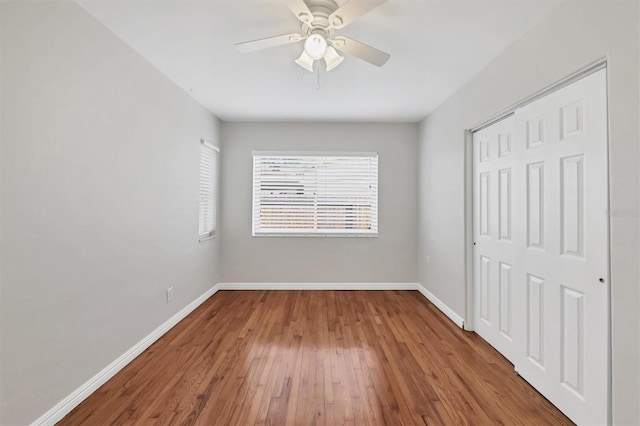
left=328, top=0, right=388, bottom=29
left=331, top=36, right=390, bottom=67
left=284, top=0, right=314, bottom=25
left=235, top=33, right=305, bottom=52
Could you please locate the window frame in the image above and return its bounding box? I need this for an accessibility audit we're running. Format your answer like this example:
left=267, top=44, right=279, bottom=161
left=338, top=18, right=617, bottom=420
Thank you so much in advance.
left=251, top=151, right=379, bottom=238
left=198, top=139, right=219, bottom=242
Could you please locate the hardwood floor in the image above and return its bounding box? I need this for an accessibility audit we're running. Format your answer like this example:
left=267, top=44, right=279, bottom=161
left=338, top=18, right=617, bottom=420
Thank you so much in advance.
left=60, top=291, right=572, bottom=425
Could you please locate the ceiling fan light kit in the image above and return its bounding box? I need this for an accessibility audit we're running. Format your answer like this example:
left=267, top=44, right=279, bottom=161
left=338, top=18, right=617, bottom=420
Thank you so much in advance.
left=295, top=50, right=315, bottom=72
left=304, top=34, right=328, bottom=59
left=235, top=0, right=390, bottom=73
left=324, top=46, right=344, bottom=71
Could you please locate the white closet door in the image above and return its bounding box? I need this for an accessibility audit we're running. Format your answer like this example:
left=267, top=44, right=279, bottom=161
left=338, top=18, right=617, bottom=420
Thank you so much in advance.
left=473, top=116, right=518, bottom=363
left=512, top=69, right=609, bottom=425
left=473, top=69, right=609, bottom=425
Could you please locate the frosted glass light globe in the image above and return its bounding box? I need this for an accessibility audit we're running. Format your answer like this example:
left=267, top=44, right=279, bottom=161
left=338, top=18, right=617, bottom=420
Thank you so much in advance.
left=304, top=34, right=328, bottom=60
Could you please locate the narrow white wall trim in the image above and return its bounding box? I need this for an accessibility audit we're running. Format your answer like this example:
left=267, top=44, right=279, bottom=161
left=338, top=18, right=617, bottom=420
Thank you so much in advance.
left=30, top=282, right=461, bottom=426
left=30, top=284, right=222, bottom=426
left=219, top=283, right=465, bottom=329
left=220, top=282, right=465, bottom=329
left=415, top=284, right=465, bottom=329
left=218, top=283, right=419, bottom=291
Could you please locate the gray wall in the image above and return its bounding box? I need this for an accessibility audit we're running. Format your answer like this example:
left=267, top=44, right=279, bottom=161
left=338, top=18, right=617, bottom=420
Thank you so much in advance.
left=221, top=122, right=418, bottom=283
left=2, top=0, right=637, bottom=424
left=416, top=0, right=639, bottom=423
left=0, top=2, right=222, bottom=424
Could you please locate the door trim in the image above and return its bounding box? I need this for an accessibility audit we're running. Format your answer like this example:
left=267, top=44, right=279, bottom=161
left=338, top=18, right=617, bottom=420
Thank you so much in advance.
left=464, top=129, right=474, bottom=330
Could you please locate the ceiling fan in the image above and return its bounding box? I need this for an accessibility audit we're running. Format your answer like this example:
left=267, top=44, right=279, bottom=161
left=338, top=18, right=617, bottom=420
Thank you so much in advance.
left=235, top=0, right=390, bottom=72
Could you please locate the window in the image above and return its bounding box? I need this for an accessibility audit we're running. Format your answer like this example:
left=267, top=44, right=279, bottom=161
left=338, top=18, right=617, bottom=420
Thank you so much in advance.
left=252, top=152, right=378, bottom=236
left=198, top=139, right=218, bottom=240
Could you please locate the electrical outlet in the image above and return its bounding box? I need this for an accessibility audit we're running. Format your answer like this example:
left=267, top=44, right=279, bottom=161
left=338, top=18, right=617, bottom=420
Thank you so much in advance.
left=167, top=286, right=174, bottom=302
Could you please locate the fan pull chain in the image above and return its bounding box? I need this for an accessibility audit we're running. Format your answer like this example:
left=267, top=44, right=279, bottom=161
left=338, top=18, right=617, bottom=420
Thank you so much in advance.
left=316, top=65, right=321, bottom=90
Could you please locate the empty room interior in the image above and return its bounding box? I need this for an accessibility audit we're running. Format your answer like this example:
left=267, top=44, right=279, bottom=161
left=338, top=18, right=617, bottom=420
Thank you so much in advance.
left=1, top=0, right=639, bottom=425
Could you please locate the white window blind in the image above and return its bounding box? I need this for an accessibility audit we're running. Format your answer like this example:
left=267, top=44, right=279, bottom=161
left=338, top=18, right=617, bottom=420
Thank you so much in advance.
left=199, top=140, right=218, bottom=239
left=252, top=152, right=378, bottom=236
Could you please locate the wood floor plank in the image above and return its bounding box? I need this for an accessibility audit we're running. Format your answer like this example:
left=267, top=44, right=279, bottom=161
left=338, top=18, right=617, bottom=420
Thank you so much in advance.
left=59, top=291, right=573, bottom=425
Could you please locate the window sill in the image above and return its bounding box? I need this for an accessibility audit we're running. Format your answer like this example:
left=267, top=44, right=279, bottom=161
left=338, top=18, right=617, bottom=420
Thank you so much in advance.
left=252, top=233, right=378, bottom=238
left=199, top=233, right=216, bottom=243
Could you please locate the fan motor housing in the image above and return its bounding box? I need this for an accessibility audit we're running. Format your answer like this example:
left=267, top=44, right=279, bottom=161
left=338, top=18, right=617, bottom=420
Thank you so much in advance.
left=301, top=0, right=339, bottom=36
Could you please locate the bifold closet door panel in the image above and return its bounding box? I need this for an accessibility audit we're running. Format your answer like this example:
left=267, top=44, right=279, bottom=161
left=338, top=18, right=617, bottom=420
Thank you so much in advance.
left=511, top=69, right=609, bottom=426
left=473, top=115, right=517, bottom=364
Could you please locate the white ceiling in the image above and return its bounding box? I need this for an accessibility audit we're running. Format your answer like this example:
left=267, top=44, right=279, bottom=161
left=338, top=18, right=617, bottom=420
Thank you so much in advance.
left=78, top=0, right=563, bottom=122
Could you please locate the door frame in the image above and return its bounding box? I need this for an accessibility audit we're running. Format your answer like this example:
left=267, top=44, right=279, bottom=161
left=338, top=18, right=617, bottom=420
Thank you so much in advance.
left=463, top=57, right=612, bottom=422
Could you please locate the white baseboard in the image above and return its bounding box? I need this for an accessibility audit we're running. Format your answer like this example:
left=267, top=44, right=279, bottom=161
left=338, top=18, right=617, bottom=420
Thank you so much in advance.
left=220, top=282, right=464, bottom=328
left=31, top=284, right=222, bottom=426
left=415, top=284, right=465, bottom=329
left=218, top=282, right=419, bottom=290
left=219, top=283, right=465, bottom=329
left=31, top=282, right=462, bottom=425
